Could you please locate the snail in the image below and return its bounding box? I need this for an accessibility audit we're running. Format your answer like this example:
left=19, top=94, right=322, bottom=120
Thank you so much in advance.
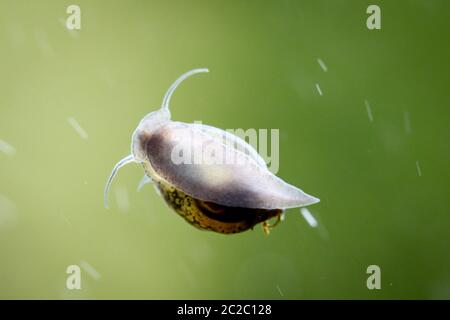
left=104, top=68, right=319, bottom=234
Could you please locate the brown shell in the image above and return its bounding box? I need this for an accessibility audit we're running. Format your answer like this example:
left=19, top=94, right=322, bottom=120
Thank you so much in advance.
left=156, top=180, right=282, bottom=234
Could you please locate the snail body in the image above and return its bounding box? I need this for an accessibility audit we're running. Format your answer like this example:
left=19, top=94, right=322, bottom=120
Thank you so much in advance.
left=104, top=69, right=319, bottom=234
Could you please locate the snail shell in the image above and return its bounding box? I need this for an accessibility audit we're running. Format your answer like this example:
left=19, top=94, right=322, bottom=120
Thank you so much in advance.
left=104, top=69, right=319, bottom=234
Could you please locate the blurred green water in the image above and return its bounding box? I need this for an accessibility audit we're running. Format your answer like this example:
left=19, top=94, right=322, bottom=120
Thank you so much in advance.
left=0, top=0, right=449, bottom=299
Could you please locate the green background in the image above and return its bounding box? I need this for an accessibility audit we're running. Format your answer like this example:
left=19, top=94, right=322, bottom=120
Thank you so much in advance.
left=0, top=0, right=449, bottom=299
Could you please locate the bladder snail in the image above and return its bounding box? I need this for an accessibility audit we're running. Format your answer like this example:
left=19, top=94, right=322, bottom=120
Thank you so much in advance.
left=104, top=68, right=319, bottom=235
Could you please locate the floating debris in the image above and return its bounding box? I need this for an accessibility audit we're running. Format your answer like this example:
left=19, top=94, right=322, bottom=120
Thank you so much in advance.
left=404, top=111, right=412, bottom=134
left=364, top=100, right=374, bottom=122
left=315, top=83, right=323, bottom=96
left=178, top=260, right=196, bottom=289
left=60, top=214, right=72, bottom=227
left=187, top=242, right=213, bottom=267
left=317, top=58, right=328, bottom=72
left=80, top=260, right=101, bottom=280
left=300, top=207, right=318, bottom=228
left=416, top=160, right=422, bottom=177
left=317, top=223, right=330, bottom=240
left=67, top=117, right=88, bottom=139
left=0, top=139, right=16, bottom=156
left=58, top=17, right=80, bottom=38
left=8, top=24, right=26, bottom=49
left=276, top=285, right=284, bottom=297
left=0, top=193, right=18, bottom=228
left=58, top=17, right=66, bottom=27
left=115, top=186, right=130, bottom=212
left=34, top=30, right=54, bottom=57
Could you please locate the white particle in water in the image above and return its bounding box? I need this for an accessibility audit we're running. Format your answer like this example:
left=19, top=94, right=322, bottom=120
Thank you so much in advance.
left=276, top=285, right=284, bottom=297
left=416, top=160, right=422, bottom=177
left=0, top=194, right=18, bottom=228
left=115, top=186, right=130, bottom=212
left=365, top=100, right=374, bottom=122
left=67, top=117, right=88, bottom=139
left=0, top=139, right=16, bottom=156
left=317, top=58, right=328, bottom=72
left=404, top=110, right=412, bottom=134
left=80, top=260, right=101, bottom=280
left=315, top=83, right=323, bottom=96
left=300, top=207, right=318, bottom=228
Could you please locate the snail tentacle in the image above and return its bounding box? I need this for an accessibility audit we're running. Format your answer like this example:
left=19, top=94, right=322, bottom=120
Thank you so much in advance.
left=161, top=68, right=209, bottom=112
left=104, top=154, right=135, bottom=208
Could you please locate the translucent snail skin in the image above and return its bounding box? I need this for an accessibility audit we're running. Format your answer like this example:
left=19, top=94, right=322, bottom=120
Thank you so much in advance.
left=104, top=69, right=319, bottom=234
